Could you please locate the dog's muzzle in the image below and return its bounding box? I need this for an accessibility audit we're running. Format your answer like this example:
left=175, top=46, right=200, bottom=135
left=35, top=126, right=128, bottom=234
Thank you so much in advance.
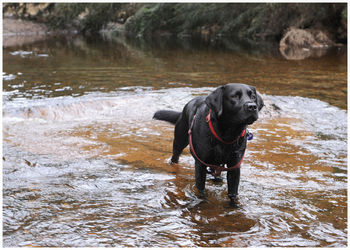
left=244, top=102, right=257, bottom=112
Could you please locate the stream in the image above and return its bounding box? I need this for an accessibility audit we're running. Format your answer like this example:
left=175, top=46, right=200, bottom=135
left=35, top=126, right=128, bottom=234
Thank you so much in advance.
left=3, top=35, right=347, bottom=247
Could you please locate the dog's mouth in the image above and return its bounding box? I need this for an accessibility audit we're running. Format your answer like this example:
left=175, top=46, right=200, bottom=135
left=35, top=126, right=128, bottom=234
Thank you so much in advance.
left=229, top=114, right=257, bottom=125
left=226, top=108, right=258, bottom=125
left=242, top=113, right=258, bottom=125
left=245, top=116, right=257, bottom=124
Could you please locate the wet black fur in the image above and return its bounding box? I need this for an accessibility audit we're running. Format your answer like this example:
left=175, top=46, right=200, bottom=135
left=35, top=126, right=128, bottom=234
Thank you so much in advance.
left=153, top=83, right=264, bottom=203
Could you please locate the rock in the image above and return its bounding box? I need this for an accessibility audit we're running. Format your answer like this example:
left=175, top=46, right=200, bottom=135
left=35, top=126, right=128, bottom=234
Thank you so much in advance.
left=22, top=3, right=51, bottom=18
left=279, top=27, right=337, bottom=60
left=280, top=27, right=334, bottom=49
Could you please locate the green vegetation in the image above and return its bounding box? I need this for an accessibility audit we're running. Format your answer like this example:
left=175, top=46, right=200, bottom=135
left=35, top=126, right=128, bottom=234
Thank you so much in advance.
left=48, top=3, right=123, bottom=34
left=124, top=3, right=346, bottom=43
left=3, top=3, right=347, bottom=43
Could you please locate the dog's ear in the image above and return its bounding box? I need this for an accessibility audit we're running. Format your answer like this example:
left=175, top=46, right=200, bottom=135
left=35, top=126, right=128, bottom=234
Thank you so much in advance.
left=250, top=86, right=264, bottom=111
left=205, top=86, right=224, bottom=117
left=257, top=92, right=264, bottom=111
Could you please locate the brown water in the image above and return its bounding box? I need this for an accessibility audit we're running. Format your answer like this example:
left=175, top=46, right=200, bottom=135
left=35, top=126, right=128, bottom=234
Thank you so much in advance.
left=3, top=36, right=347, bottom=247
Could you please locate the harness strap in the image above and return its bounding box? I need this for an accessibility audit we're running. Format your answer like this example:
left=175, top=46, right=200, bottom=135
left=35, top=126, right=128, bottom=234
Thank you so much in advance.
left=188, top=113, right=245, bottom=177
left=206, top=109, right=245, bottom=144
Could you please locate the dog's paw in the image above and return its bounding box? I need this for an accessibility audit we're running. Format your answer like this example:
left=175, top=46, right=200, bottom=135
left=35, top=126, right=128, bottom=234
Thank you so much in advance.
left=197, top=189, right=206, bottom=199
left=169, top=159, right=178, bottom=165
left=230, top=200, right=240, bottom=208
left=228, top=194, right=240, bottom=208
left=170, top=156, right=179, bottom=165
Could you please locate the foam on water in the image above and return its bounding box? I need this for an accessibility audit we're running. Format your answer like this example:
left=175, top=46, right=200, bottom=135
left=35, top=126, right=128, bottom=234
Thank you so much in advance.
left=3, top=88, right=346, bottom=161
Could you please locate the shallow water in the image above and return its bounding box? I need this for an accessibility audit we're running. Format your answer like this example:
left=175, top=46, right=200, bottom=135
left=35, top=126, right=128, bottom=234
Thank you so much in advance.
left=2, top=36, right=347, bottom=247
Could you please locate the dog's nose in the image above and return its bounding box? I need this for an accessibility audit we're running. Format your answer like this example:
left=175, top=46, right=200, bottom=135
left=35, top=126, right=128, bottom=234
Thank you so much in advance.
left=245, top=102, right=257, bottom=112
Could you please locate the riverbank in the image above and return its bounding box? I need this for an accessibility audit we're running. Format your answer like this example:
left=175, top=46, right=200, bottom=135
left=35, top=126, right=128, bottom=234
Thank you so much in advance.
left=119, top=3, right=347, bottom=44
left=3, top=17, right=50, bottom=47
left=3, top=3, right=347, bottom=47
left=3, top=17, right=78, bottom=48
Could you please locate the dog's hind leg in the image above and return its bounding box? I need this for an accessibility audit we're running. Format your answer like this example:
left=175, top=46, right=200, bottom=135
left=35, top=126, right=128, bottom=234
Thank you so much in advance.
left=170, top=118, right=189, bottom=164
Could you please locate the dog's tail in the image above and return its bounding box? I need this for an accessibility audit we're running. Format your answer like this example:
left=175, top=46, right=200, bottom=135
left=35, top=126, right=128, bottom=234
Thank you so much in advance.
left=153, top=110, right=181, bottom=125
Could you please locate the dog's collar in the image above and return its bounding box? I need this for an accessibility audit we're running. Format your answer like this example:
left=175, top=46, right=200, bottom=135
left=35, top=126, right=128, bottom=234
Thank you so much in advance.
left=206, top=109, right=246, bottom=144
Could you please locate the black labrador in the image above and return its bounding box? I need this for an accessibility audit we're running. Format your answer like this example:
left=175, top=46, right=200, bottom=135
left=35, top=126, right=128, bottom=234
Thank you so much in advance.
left=153, top=83, right=264, bottom=204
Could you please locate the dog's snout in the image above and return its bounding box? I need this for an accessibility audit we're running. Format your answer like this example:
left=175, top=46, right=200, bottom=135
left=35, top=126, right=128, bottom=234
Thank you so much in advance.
left=245, top=102, right=257, bottom=112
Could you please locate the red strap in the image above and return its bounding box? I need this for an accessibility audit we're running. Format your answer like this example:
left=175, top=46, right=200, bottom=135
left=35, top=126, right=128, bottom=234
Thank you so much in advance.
left=188, top=114, right=245, bottom=177
left=206, top=109, right=245, bottom=144
left=210, top=153, right=244, bottom=177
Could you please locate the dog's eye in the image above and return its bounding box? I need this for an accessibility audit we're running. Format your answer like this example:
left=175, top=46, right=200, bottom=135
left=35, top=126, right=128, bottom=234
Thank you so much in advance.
left=231, top=93, right=241, bottom=99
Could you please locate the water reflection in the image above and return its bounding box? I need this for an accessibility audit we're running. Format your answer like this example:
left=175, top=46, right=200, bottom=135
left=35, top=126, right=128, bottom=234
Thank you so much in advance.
left=279, top=45, right=329, bottom=60
left=3, top=35, right=347, bottom=108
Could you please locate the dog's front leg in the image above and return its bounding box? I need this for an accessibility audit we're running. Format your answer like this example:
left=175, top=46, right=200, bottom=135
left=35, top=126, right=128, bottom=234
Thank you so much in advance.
left=195, top=161, right=207, bottom=198
left=227, top=168, right=240, bottom=205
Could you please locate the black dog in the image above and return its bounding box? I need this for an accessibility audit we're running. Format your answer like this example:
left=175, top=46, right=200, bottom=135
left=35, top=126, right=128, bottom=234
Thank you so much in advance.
left=153, top=83, right=264, bottom=204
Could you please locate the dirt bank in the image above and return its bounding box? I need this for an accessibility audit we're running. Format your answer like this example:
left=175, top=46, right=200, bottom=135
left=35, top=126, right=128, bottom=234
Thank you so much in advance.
left=3, top=17, right=50, bottom=47
left=3, top=17, right=48, bottom=35
left=3, top=17, right=78, bottom=48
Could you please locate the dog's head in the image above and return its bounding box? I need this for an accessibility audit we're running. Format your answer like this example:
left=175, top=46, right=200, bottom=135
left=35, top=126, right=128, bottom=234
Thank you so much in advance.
left=205, top=83, right=264, bottom=125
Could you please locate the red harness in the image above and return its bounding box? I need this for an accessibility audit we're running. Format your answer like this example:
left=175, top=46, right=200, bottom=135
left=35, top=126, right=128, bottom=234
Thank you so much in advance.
left=188, top=109, right=246, bottom=177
